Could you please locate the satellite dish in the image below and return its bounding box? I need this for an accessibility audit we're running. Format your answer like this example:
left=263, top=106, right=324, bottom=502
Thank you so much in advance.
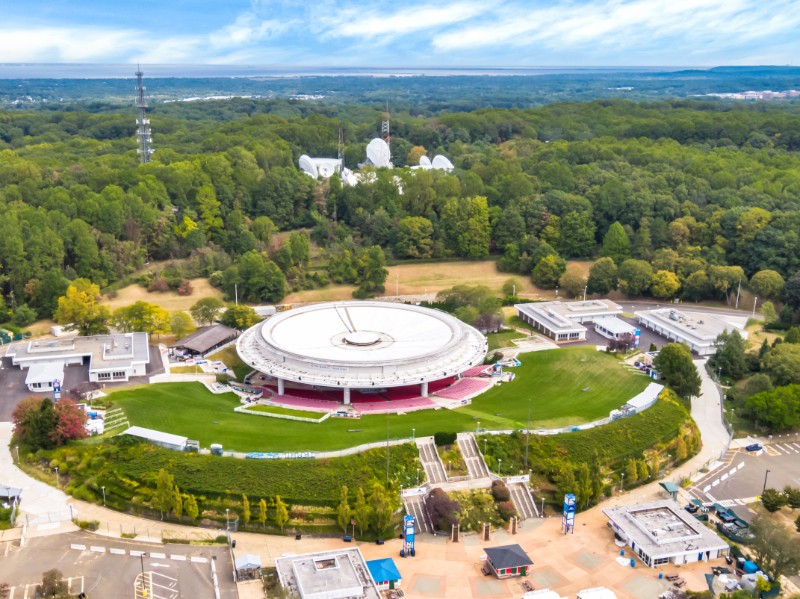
left=366, top=138, right=391, bottom=168
left=318, top=164, right=335, bottom=177
left=299, top=155, right=318, bottom=178
left=432, top=155, right=454, bottom=171
left=418, top=155, right=432, bottom=167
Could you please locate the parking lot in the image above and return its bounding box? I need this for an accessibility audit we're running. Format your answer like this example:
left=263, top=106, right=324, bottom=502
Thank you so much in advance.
left=0, top=531, right=238, bottom=599
left=690, top=441, right=800, bottom=506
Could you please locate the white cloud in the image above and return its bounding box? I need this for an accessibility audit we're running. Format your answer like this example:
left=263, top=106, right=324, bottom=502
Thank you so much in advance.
left=317, top=2, right=489, bottom=41
left=0, top=27, right=142, bottom=62
left=431, top=0, right=800, bottom=59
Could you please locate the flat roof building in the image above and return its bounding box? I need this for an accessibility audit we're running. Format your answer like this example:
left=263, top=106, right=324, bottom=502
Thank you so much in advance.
left=6, top=333, right=150, bottom=391
left=123, top=426, right=188, bottom=451
left=515, top=300, right=623, bottom=342
left=603, top=500, right=729, bottom=567
left=594, top=317, right=637, bottom=341
left=634, top=309, right=748, bottom=355
left=170, top=325, right=238, bottom=357
left=275, top=548, right=380, bottom=599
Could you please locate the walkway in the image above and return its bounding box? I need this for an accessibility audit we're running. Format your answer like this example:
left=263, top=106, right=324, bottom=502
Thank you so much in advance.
left=0, top=422, right=74, bottom=527
left=691, top=358, right=731, bottom=465
left=416, top=438, right=447, bottom=484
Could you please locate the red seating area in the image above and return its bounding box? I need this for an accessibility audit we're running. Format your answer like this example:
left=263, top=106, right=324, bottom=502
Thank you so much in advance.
left=355, top=397, right=436, bottom=414
left=435, top=377, right=491, bottom=400
left=269, top=395, right=336, bottom=412
left=460, top=365, right=489, bottom=378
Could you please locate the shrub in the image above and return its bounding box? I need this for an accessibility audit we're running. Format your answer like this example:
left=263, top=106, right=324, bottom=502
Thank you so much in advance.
left=176, top=280, right=194, bottom=296
left=761, top=488, right=787, bottom=513
left=148, top=278, right=170, bottom=293
left=490, top=480, right=511, bottom=502
left=434, top=432, right=457, bottom=447
left=427, top=488, right=461, bottom=531
left=497, top=501, right=517, bottom=521
left=75, top=519, right=100, bottom=531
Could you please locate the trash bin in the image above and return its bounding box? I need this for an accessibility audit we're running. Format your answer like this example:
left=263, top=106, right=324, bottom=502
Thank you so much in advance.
left=295, top=534, right=301, bottom=540
left=630, top=558, right=635, bottom=568
left=231, top=540, right=236, bottom=549
left=343, top=535, right=352, bottom=542
left=659, top=572, right=663, bottom=579
left=620, top=550, right=625, bottom=556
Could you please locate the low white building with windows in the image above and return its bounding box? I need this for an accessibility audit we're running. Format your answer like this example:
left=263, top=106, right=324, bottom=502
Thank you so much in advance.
left=6, top=332, right=150, bottom=391
left=603, top=500, right=729, bottom=567
left=515, top=300, right=623, bottom=342
left=634, top=309, right=748, bottom=355
left=594, top=317, right=637, bottom=341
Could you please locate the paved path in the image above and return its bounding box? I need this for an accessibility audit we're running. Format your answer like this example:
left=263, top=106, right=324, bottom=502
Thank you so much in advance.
left=690, top=359, right=731, bottom=465
left=0, top=422, right=74, bottom=526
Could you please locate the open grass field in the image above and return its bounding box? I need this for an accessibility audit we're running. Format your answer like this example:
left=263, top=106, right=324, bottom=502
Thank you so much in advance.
left=100, top=278, right=223, bottom=312
left=112, top=347, right=651, bottom=452
left=487, top=330, right=526, bottom=351
left=246, top=404, right=325, bottom=419
left=207, top=346, right=251, bottom=380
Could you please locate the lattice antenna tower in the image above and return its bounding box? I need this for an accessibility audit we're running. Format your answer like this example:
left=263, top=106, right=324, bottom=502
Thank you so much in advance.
left=380, top=100, right=390, bottom=148
left=135, top=66, right=154, bottom=164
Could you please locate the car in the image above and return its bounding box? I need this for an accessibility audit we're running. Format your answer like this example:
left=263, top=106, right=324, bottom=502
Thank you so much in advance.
left=685, top=504, right=699, bottom=514
left=745, top=443, right=763, bottom=452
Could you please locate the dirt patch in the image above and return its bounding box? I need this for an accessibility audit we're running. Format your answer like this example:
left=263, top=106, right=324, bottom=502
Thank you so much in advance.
left=100, top=279, right=223, bottom=312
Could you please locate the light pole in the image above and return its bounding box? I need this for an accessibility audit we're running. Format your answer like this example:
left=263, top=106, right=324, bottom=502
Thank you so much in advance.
left=524, top=399, right=531, bottom=471
left=752, top=296, right=758, bottom=317
left=621, top=472, right=625, bottom=492
left=476, top=420, right=480, bottom=431
left=583, top=286, right=588, bottom=302
left=225, top=508, right=230, bottom=531
left=483, top=438, right=487, bottom=455
left=498, top=458, right=502, bottom=474
left=412, top=428, right=415, bottom=442
left=101, top=486, right=106, bottom=507
left=555, top=286, right=559, bottom=298
left=762, top=469, right=771, bottom=494
left=540, top=497, right=545, bottom=518
left=54, top=466, right=59, bottom=488
left=140, top=553, right=148, bottom=597
left=416, top=468, right=420, bottom=485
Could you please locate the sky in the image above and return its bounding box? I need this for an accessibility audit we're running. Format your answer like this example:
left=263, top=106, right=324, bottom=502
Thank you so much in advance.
left=1, top=0, right=799, bottom=67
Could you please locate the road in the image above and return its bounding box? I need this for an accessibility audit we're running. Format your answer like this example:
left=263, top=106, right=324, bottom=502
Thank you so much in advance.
left=690, top=358, right=731, bottom=465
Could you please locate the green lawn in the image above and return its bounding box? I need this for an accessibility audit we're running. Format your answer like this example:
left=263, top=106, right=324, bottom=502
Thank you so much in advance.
left=246, top=404, right=326, bottom=419
left=112, top=347, right=652, bottom=452
left=207, top=346, right=251, bottom=381
left=486, top=330, right=526, bottom=351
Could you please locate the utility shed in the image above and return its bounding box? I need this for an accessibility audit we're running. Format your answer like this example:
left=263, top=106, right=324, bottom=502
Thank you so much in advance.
left=171, top=325, right=238, bottom=357
left=366, top=558, right=402, bottom=591
left=483, top=544, right=533, bottom=578
left=234, top=554, right=262, bottom=581
left=123, top=426, right=188, bottom=451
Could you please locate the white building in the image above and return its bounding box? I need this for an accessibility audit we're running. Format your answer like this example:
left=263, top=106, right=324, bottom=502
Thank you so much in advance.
left=594, top=317, right=637, bottom=341
left=634, top=309, right=748, bottom=356
left=515, top=300, right=624, bottom=342
left=6, top=333, right=150, bottom=391
left=603, top=500, right=729, bottom=567
left=123, top=426, right=187, bottom=451
left=275, top=548, right=381, bottom=599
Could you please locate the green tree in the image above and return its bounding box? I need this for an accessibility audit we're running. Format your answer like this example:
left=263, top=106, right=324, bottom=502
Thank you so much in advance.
left=785, top=326, right=800, bottom=344
left=220, top=305, right=259, bottom=330
left=575, top=463, right=593, bottom=508
left=675, top=437, right=688, bottom=461
left=559, top=211, right=596, bottom=258
left=258, top=498, right=267, bottom=528
left=532, top=254, right=566, bottom=289
left=617, top=259, right=653, bottom=297
left=353, top=487, right=371, bottom=536
left=761, top=301, right=778, bottom=323
left=185, top=494, right=199, bottom=521
left=683, top=270, right=711, bottom=301
left=112, top=301, right=170, bottom=336
left=354, top=246, right=388, bottom=298
left=37, top=569, right=69, bottom=599
left=650, top=270, right=681, bottom=300
left=336, top=485, right=351, bottom=534
left=153, top=468, right=175, bottom=519
left=369, top=482, right=393, bottom=536
left=750, top=270, right=785, bottom=300
left=783, top=486, right=800, bottom=509
left=273, top=495, right=289, bottom=530
left=784, top=270, right=800, bottom=310
left=54, top=279, right=110, bottom=336
left=625, top=459, right=639, bottom=484
left=600, top=221, right=631, bottom=265
left=637, top=459, right=649, bottom=481
left=558, top=265, right=588, bottom=298
left=654, top=343, right=701, bottom=398
left=169, top=311, right=196, bottom=339
left=172, top=486, right=183, bottom=518
left=394, top=216, right=434, bottom=259
left=251, top=216, right=277, bottom=244
left=749, top=514, right=800, bottom=580
left=190, top=297, right=225, bottom=326
left=709, top=330, right=749, bottom=381
left=440, top=196, right=490, bottom=259
left=762, top=344, right=800, bottom=386
left=242, top=494, right=251, bottom=526
left=587, top=257, right=618, bottom=295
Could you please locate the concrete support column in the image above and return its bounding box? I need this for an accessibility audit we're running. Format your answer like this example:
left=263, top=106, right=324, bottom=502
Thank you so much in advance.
left=277, top=378, right=285, bottom=395
left=343, top=388, right=351, bottom=404
left=420, top=381, right=429, bottom=398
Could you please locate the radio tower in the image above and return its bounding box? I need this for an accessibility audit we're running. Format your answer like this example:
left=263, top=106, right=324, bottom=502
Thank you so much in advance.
left=380, top=101, right=390, bottom=149
left=135, top=66, right=153, bottom=164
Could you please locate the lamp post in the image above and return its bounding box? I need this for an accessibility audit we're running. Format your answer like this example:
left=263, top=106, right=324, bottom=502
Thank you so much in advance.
left=583, top=286, right=588, bottom=302
left=476, top=420, right=480, bottom=432
left=498, top=458, right=502, bottom=474
left=621, top=472, right=625, bottom=492
left=101, top=486, right=106, bottom=507
left=483, top=438, right=487, bottom=455
left=752, top=296, right=758, bottom=317
left=540, top=497, right=545, bottom=518
left=225, top=508, right=230, bottom=531
left=14, top=445, right=19, bottom=463
left=416, top=468, right=420, bottom=485
left=555, top=286, right=559, bottom=298
left=412, top=428, right=415, bottom=442
left=54, top=466, right=59, bottom=488
left=762, top=469, right=771, bottom=494
left=140, top=553, right=148, bottom=597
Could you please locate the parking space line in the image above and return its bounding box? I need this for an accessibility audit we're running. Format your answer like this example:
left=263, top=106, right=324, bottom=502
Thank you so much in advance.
left=110, top=548, right=126, bottom=555
left=190, top=556, right=208, bottom=563
left=151, top=552, right=166, bottom=559
left=90, top=546, right=106, bottom=553
left=170, top=554, right=186, bottom=561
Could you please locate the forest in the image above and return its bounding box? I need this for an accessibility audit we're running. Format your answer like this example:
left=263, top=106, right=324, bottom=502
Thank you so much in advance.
left=2, top=97, right=800, bottom=329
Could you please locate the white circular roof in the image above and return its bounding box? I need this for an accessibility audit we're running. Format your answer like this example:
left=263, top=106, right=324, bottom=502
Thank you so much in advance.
left=237, top=301, right=487, bottom=388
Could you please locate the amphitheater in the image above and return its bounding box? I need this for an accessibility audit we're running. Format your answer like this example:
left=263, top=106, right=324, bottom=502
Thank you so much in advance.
left=236, top=301, right=490, bottom=413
